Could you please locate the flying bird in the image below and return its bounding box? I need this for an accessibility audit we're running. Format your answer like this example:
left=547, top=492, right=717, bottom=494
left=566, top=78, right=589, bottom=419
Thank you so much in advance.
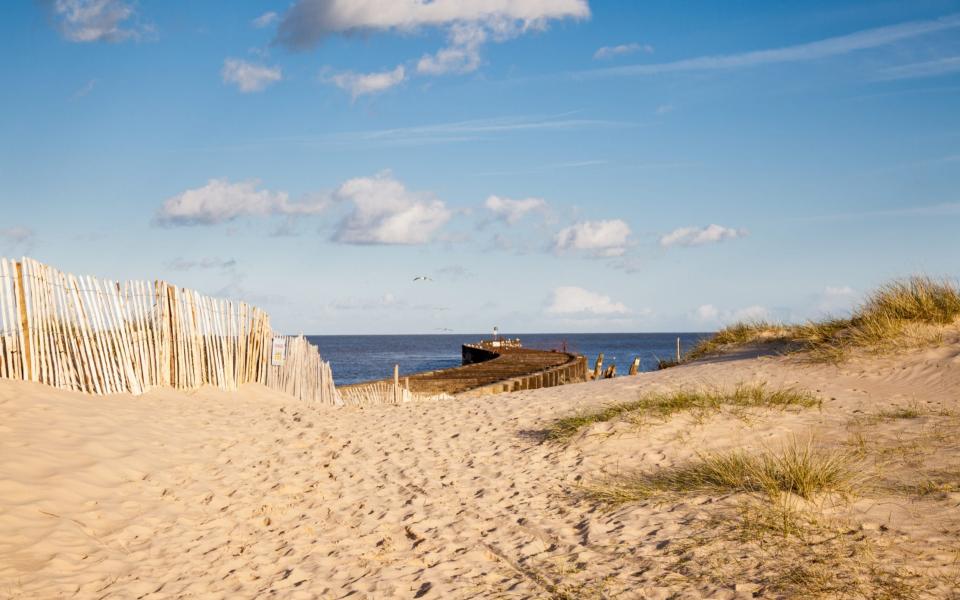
left=413, top=276, right=433, bottom=282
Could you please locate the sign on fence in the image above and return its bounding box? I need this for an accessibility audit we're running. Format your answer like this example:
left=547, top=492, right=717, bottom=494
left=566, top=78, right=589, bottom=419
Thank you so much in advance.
left=271, top=336, right=287, bottom=366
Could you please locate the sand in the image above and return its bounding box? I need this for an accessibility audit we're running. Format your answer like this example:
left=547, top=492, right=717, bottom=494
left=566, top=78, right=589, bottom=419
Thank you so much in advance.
left=2, top=334, right=960, bottom=598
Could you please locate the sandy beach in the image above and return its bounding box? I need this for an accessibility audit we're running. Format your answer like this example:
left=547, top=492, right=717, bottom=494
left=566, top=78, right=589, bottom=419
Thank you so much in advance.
left=2, top=328, right=959, bottom=599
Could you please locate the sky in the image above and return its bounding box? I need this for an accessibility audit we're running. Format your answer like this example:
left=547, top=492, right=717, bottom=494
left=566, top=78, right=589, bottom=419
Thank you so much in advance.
left=1, top=0, right=959, bottom=335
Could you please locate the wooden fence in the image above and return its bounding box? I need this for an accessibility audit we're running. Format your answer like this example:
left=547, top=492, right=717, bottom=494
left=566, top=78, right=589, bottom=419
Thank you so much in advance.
left=338, top=380, right=455, bottom=406
left=0, top=257, right=341, bottom=405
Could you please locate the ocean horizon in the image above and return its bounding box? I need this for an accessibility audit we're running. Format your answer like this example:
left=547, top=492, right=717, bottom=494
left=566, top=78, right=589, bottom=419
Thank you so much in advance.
left=307, top=332, right=713, bottom=385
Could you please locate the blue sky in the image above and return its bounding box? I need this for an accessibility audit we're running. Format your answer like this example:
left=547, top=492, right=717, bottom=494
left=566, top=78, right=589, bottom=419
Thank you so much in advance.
left=2, top=0, right=959, bottom=334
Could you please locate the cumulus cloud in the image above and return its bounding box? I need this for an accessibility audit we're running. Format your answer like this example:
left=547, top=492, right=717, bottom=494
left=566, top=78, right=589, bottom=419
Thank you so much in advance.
left=275, top=0, right=590, bottom=49
left=332, top=173, right=452, bottom=245
left=0, top=227, right=35, bottom=255
left=484, top=195, right=548, bottom=225
left=222, top=58, right=282, bottom=93
left=325, top=65, right=405, bottom=98
left=593, top=42, right=653, bottom=60
left=49, top=0, right=143, bottom=42
left=659, top=224, right=747, bottom=248
left=154, top=179, right=328, bottom=226
left=252, top=11, right=279, bottom=28
left=554, top=219, right=631, bottom=257
left=546, top=286, right=629, bottom=317
left=276, top=0, right=588, bottom=84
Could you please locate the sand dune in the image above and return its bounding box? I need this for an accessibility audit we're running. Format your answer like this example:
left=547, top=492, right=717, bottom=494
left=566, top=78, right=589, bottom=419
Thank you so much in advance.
left=2, top=334, right=960, bottom=598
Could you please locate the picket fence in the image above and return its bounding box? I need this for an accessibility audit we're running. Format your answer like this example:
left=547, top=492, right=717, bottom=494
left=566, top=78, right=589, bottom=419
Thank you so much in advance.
left=337, top=380, right=454, bottom=406
left=0, top=257, right=341, bottom=405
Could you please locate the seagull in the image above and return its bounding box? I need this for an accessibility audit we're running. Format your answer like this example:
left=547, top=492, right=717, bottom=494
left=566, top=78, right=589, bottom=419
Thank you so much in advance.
left=413, top=276, right=433, bottom=282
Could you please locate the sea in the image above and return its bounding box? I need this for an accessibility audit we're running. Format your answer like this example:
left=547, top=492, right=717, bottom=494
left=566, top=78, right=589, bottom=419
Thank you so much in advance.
left=306, top=333, right=713, bottom=386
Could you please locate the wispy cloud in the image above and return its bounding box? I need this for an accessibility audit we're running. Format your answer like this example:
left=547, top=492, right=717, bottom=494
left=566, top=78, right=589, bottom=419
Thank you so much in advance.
left=346, top=113, right=629, bottom=146
left=0, top=227, right=35, bottom=255
left=594, top=42, right=653, bottom=60
left=660, top=224, right=747, bottom=248
left=166, top=257, right=237, bottom=271
left=72, top=78, right=97, bottom=99
left=252, top=11, right=279, bottom=29
left=874, top=55, right=960, bottom=81
left=574, top=13, right=960, bottom=79
left=186, top=114, right=631, bottom=153
left=484, top=195, right=549, bottom=225
left=323, top=65, right=406, bottom=98
left=221, top=59, right=282, bottom=93
left=801, top=202, right=960, bottom=222
left=474, top=159, right=608, bottom=177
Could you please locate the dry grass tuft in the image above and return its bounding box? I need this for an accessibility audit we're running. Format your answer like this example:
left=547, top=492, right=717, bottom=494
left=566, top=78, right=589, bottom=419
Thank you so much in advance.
left=586, top=437, right=857, bottom=503
left=686, top=276, right=960, bottom=362
left=545, top=383, right=819, bottom=441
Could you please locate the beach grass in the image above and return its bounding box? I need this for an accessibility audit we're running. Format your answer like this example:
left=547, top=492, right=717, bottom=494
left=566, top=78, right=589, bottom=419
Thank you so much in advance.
left=545, top=383, right=819, bottom=441
left=685, top=276, right=960, bottom=362
left=586, top=437, right=857, bottom=503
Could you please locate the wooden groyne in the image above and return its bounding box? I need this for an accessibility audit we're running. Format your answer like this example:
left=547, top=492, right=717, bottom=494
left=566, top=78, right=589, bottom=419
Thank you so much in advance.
left=339, top=340, right=588, bottom=400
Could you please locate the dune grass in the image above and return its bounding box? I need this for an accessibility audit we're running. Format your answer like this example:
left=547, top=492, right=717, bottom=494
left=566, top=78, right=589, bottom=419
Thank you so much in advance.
left=586, top=438, right=857, bottom=504
left=685, top=276, right=960, bottom=362
left=545, top=383, right=819, bottom=442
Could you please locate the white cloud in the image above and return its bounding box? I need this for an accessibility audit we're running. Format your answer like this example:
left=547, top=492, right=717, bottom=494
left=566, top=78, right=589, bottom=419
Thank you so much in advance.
left=484, top=195, right=548, bottom=225
left=733, top=305, right=770, bottom=322
left=332, top=173, right=452, bottom=245
left=546, top=286, right=629, bottom=317
left=221, top=59, right=282, bottom=93
left=693, top=303, right=772, bottom=325
left=594, top=42, right=653, bottom=60
left=579, top=14, right=960, bottom=78
left=275, top=0, right=590, bottom=49
left=659, top=224, right=747, bottom=248
left=874, top=55, right=960, bottom=81
left=655, top=103, right=674, bottom=115
left=695, top=304, right=720, bottom=322
left=339, top=113, right=624, bottom=146
left=325, top=65, right=405, bottom=98
left=0, top=227, right=35, bottom=255
left=417, top=22, right=487, bottom=75
left=50, top=0, right=142, bottom=42
left=276, top=0, right=588, bottom=82
left=154, top=179, right=327, bottom=226
left=252, top=11, right=279, bottom=28
left=554, top=219, right=631, bottom=257
left=166, top=257, right=237, bottom=271
left=816, top=285, right=858, bottom=314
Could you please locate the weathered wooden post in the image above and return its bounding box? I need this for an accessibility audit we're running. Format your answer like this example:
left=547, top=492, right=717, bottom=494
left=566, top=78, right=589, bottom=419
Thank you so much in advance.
left=604, top=364, right=616, bottom=378
left=676, top=337, right=681, bottom=362
left=14, top=262, right=32, bottom=381
left=592, top=353, right=604, bottom=380
left=393, top=364, right=400, bottom=403
left=628, top=357, right=640, bottom=375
